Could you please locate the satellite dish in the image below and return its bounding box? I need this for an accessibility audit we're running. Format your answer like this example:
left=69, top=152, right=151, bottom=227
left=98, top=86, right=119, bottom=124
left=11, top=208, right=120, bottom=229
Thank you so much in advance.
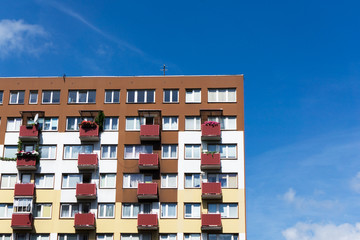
left=34, top=114, right=39, bottom=124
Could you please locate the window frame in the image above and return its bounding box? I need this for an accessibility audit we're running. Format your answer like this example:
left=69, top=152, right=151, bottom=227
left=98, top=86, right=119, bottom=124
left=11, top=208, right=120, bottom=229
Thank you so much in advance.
left=184, top=173, right=201, bottom=189
left=61, top=174, right=82, bottom=189
left=207, top=203, right=238, bottom=219
left=161, top=174, right=177, bottom=189
left=208, top=88, right=236, bottom=103
left=185, top=89, right=201, bottom=103
left=3, top=145, right=18, bottom=159
left=63, top=145, right=93, bottom=159
left=101, top=145, right=117, bottom=159
left=184, top=203, right=201, bottom=219
left=9, top=90, right=25, bottom=104
left=207, top=144, right=237, bottom=159
left=104, top=90, right=120, bottom=104
left=121, top=203, right=152, bottom=218
left=35, top=174, right=55, bottom=189
left=125, top=117, right=145, bottom=131
left=163, top=89, right=179, bottom=103
left=124, top=145, right=153, bottom=159
left=184, top=234, right=200, bottom=240
left=0, top=91, right=3, bottom=104
left=99, top=173, right=116, bottom=189
left=126, top=90, right=155, bottom=103
left=97, top=234, right=113, bottom=240
left=6, top=118, right=22, bottom=131
left=68, top=90, right=96, bottom=104
left=161, top=145, right=178, bottom=159
left=34, top=203, right=52, bottom=219
left=1, top=174, right=17, bottom=189
left=122, top=174, right=152, bottom=188
left=98, top=203, right=115, bottom=218
left=103, top=117, right=119, bottom=131
left=29, top=90, right=38, bottom=104
left=207, top=116, right=237, bottom=130
left=162, top=116, right=178, bottom=131
left=59, top=203, right=80, bottom=218
left=39, top=145, right=57, bottom=159
left=13, top=198, right=33, bottom=213
left=0, top=203, right=13, bottom=218
left=208, top=234, right=238, bottom=240
left=184, top=144, right=201, bottom=159
left=185, top=116, right=201, bottom=131
left=160, top=203, right=177, bottom=218
left=207, top=173, right=238, bottom=189
left=42, top=90, right=60, bottom=104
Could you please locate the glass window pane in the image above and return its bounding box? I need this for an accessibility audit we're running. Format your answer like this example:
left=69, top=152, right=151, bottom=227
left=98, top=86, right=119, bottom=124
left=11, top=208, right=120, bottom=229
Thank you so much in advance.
left=127, top=91, right=135, bottom=103
left=4, top=146, right=17, bottom=158
left=137, top=90, right=145, bottom=103
left=105, top=91, right=112, bottom=103
left=147, top=90, right=154, bottom=103
left=88, top=90, right=96, bottom=103
left=52, top=91, right=60, bottom=103
left=68, top=91, right=76, bottom=103
left=18, top=91, right=24, bottom=103
left=113, top=91, right=120, bottom=103
left=172, top=90, right=178, bottom=102
left=208, top=89, right=216, bottom=102
left=164, top=90, right=170, bottom=102
left=228, top=89, right=236, bottom=102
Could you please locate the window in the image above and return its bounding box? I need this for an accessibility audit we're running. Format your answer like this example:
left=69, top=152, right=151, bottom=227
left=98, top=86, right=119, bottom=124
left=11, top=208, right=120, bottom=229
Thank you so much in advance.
left=14, top=198, right=33, bottom=213
left=68, top=90, right=96, bottom=103
left=105, top=90, right=120, bottom=103
left=161, top=203, right=177, bottom=218
left=208, top=235, right=238, bottom=240
left=185, top=117, right=200, bottom=130
left=104, top=117, right=118, bottom=130
left=1, top=174, right=17, bottom=188
left=185, top=145, right=201, bottom=159
left=0, top=204, right=13, bottom=218
left=21, top=174, right=31, bottom=183
left=66, top=117, right=93, bottom=130
left=39, top=146, right=56, bottom=159
left=207, top=173, right=237, bottom=188
left=184, top=234, right=200, bottom=240
left=3, top=146, right=17, bottom=159
left=64, top=145, right=93, bottom=159
left=127, top=90, right=155, bottom=103
left=101, top=145, right=117, bottom=159
left=122, top=203, right=151, bottom=218
left=59, top=235, right=87, bottom=240
left=29, top=91, right=38, bottom=104
left=208, top=116, right=236, bottom=130
left=124, top=145, right=152, bottom=159
left=162, top=117, right=178, bottom=130
left=208, top=88, right=236, bottom=102
left=208, top=203, right=238, bottom=218
left=163, top=89, right=178, bottom=103
left=6, top=118, right=22, bottom=131
left=28, top=117, right=58, bottom=131
left=42, top=90, right=60, bottom=104
left=161, top=174, right=177, bottom=188
left=31, top=235, right=50, bottom=240
left=60, top=204, right=79, bottom=218
left=62, top=174, right=82, bottom=188
left=185, top=173, right=201, bottom=188
left=184, top=203, right=200, bottom=218
left=35, top=174, right=54, bottom=188
left=100, top=174, right=116, bottom=188
left=98, top=203, right=115, bottom=218
left=9, top=90, right=25, bottom=104
left=207, top=145, right=236, bottom=159
left=123, top=174, right=152, bottom=188
left=97, top=235, right=113, bottom=240
left=185, top=89, right=201, bottom=103
left=0, top=235, right=11, bottom=240
left=125, top=117, right=145, bottom=131
left=0, top=91, right=3, bottom=104
left=121, top=234, right=151, bottom=240
left=160, top=235, right=176, bottom=240
left=162, top=145, right=177, bottom=159
left=34, top=203, right=52, bottom=218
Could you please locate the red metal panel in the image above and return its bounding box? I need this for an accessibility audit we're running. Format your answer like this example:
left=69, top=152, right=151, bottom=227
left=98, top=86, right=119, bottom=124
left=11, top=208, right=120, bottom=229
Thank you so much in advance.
left=137, top=214, right=158, bottom=226
left=14, top=183, right=35, bottom=197
left=79, top=125, right=99, bottom=138
left=17, top=156, right=37, bottom=167
left=137, top=183, right=158, bottom=195
left=19, top=125, right=39, bottom=138
left=78, top=154, right=98, bottom=166
left=140, top=125, right=160, bottom=137
left=76, top=183, right=96, bottom=197
left=202, top=182, right=221, bottom=195
left=11, top=213, right=33, bottom=229
left=201, top=214, right=222, bottom=226
left=201, top=153, right=221, bottom=166
left=201, top=124, right=221, bottom=137
left=139, top=154, right=159, bottom=167
left=74, top=213, right=95, bottom=227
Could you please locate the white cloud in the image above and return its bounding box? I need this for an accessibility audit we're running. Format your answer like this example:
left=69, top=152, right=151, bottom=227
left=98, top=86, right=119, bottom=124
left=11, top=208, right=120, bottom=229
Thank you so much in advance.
left=0, top=19, right=49, bottom=58
left=350, top=172, right=360, bottom=193
left=283, top=188, right=296, bottom=203
left=282, top=222, right=360, bottom=240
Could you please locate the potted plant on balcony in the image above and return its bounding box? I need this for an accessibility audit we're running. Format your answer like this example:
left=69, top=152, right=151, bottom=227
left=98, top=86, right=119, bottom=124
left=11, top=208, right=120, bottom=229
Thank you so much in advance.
left=203, top=121, right=219, bottom=127
left=16, top=150, right=39, bottom=158
left=80, top=120, right=98, bottom=129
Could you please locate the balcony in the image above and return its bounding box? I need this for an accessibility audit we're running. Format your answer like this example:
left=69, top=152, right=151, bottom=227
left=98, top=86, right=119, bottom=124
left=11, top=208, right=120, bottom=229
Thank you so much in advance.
left=19, top=125, right=39, bottom=141
left=14, top=183, right=35, bottom=197
left=139, top=153, right=159, bottom=170
left=137, top=183, right=158, bottom=200
left=74, top=213, right=95, bottom=230
left=201, top=123, right=221, bottom=141
left=78, top=154, right=98, bottom=170
left=202, top=183, right=222, bottom=199
left=11, top=213, right=33, bottom=230
left=201, top=153, right=221, bottom=170
left=79, top=124, right=99, bottom=142
left=76, top=183, right=97, bottom=199
left=140, top=125, right=160, bottom=141
left=17, top=156, right=37, bottom=171
left=137, top=214, right=158, bottom=230
left=201, top=214, right=222, bottom=231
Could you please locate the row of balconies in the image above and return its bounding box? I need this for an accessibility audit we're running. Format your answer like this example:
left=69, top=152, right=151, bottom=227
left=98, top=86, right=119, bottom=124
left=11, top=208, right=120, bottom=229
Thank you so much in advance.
left=11, top=212, right=222, bottom=231
left=19, top=123, right=221, bottom=142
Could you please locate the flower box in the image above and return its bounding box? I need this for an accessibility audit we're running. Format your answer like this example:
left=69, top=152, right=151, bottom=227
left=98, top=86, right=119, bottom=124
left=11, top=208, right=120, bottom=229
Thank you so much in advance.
left=201, top=121, right=221, bottom=140
left=79, top=121, right=99, bottom=141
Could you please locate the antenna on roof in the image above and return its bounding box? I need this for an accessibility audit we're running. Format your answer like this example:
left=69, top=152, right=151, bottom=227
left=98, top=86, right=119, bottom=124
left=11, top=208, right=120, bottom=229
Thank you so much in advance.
left=161, top=64, right=167, bottom=76
left=63, top=74, right=66, bottom=82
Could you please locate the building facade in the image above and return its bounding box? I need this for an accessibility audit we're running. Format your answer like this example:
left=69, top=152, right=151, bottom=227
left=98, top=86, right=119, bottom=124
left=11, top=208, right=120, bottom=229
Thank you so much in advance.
left=0, top=75, right=246, bottom=240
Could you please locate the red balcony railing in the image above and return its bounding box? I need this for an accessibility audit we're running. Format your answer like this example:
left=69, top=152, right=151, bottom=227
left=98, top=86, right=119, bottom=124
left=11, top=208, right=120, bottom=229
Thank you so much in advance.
left=78, top=154, right=98, bottom=170
left=74, top=213, right=95, bottom=230
left=202, top=183, right=222, bottom=199
left=201, top=123, right=221, bottom=140
left=19, top=125, right=39, bottom=141
left=201, top=214, right=222, bottom=231
left=11, top=213, right=33, bottom=230
left=139, top=153, right=159, bottom=170
left=137, top=183, right=158, bottom=200
left=79, top=124, right=99, bottom=141
left=140, top=125, right=160, bottom=141
left=201, top=153, right=221, bottom=170
left=17, top=156, right=37, bottom=170
left=14, top=183, right=35, bottom=197
left=137, top=214, right=158, bottom=230
left=76, top=183, right=97, bottom=199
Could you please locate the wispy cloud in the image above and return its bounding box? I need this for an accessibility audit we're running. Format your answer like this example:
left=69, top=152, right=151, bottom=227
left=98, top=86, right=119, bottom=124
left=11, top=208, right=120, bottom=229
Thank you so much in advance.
left=0, top=19, right=50, bottom=58
left=37, top=0, right=143, bottom=55
left=282, top=222, right=360, bottom=240
left=350, top=172, right=360, bottom=193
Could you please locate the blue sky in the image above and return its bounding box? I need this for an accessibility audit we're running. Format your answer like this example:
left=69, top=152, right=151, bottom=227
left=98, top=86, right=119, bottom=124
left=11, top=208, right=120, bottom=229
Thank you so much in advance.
left=1, top=1, right=360, bottom=239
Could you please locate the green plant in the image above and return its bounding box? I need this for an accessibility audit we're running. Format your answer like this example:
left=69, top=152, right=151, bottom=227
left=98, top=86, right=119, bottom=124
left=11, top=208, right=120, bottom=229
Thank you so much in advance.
left=95, top=110, right=105, bottom=131
left=17, top=139, right=22, bottom=152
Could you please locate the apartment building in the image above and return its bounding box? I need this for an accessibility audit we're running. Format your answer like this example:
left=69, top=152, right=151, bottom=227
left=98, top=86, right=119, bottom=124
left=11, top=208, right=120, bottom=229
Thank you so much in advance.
left=0, top=75, right=246, bottom=240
